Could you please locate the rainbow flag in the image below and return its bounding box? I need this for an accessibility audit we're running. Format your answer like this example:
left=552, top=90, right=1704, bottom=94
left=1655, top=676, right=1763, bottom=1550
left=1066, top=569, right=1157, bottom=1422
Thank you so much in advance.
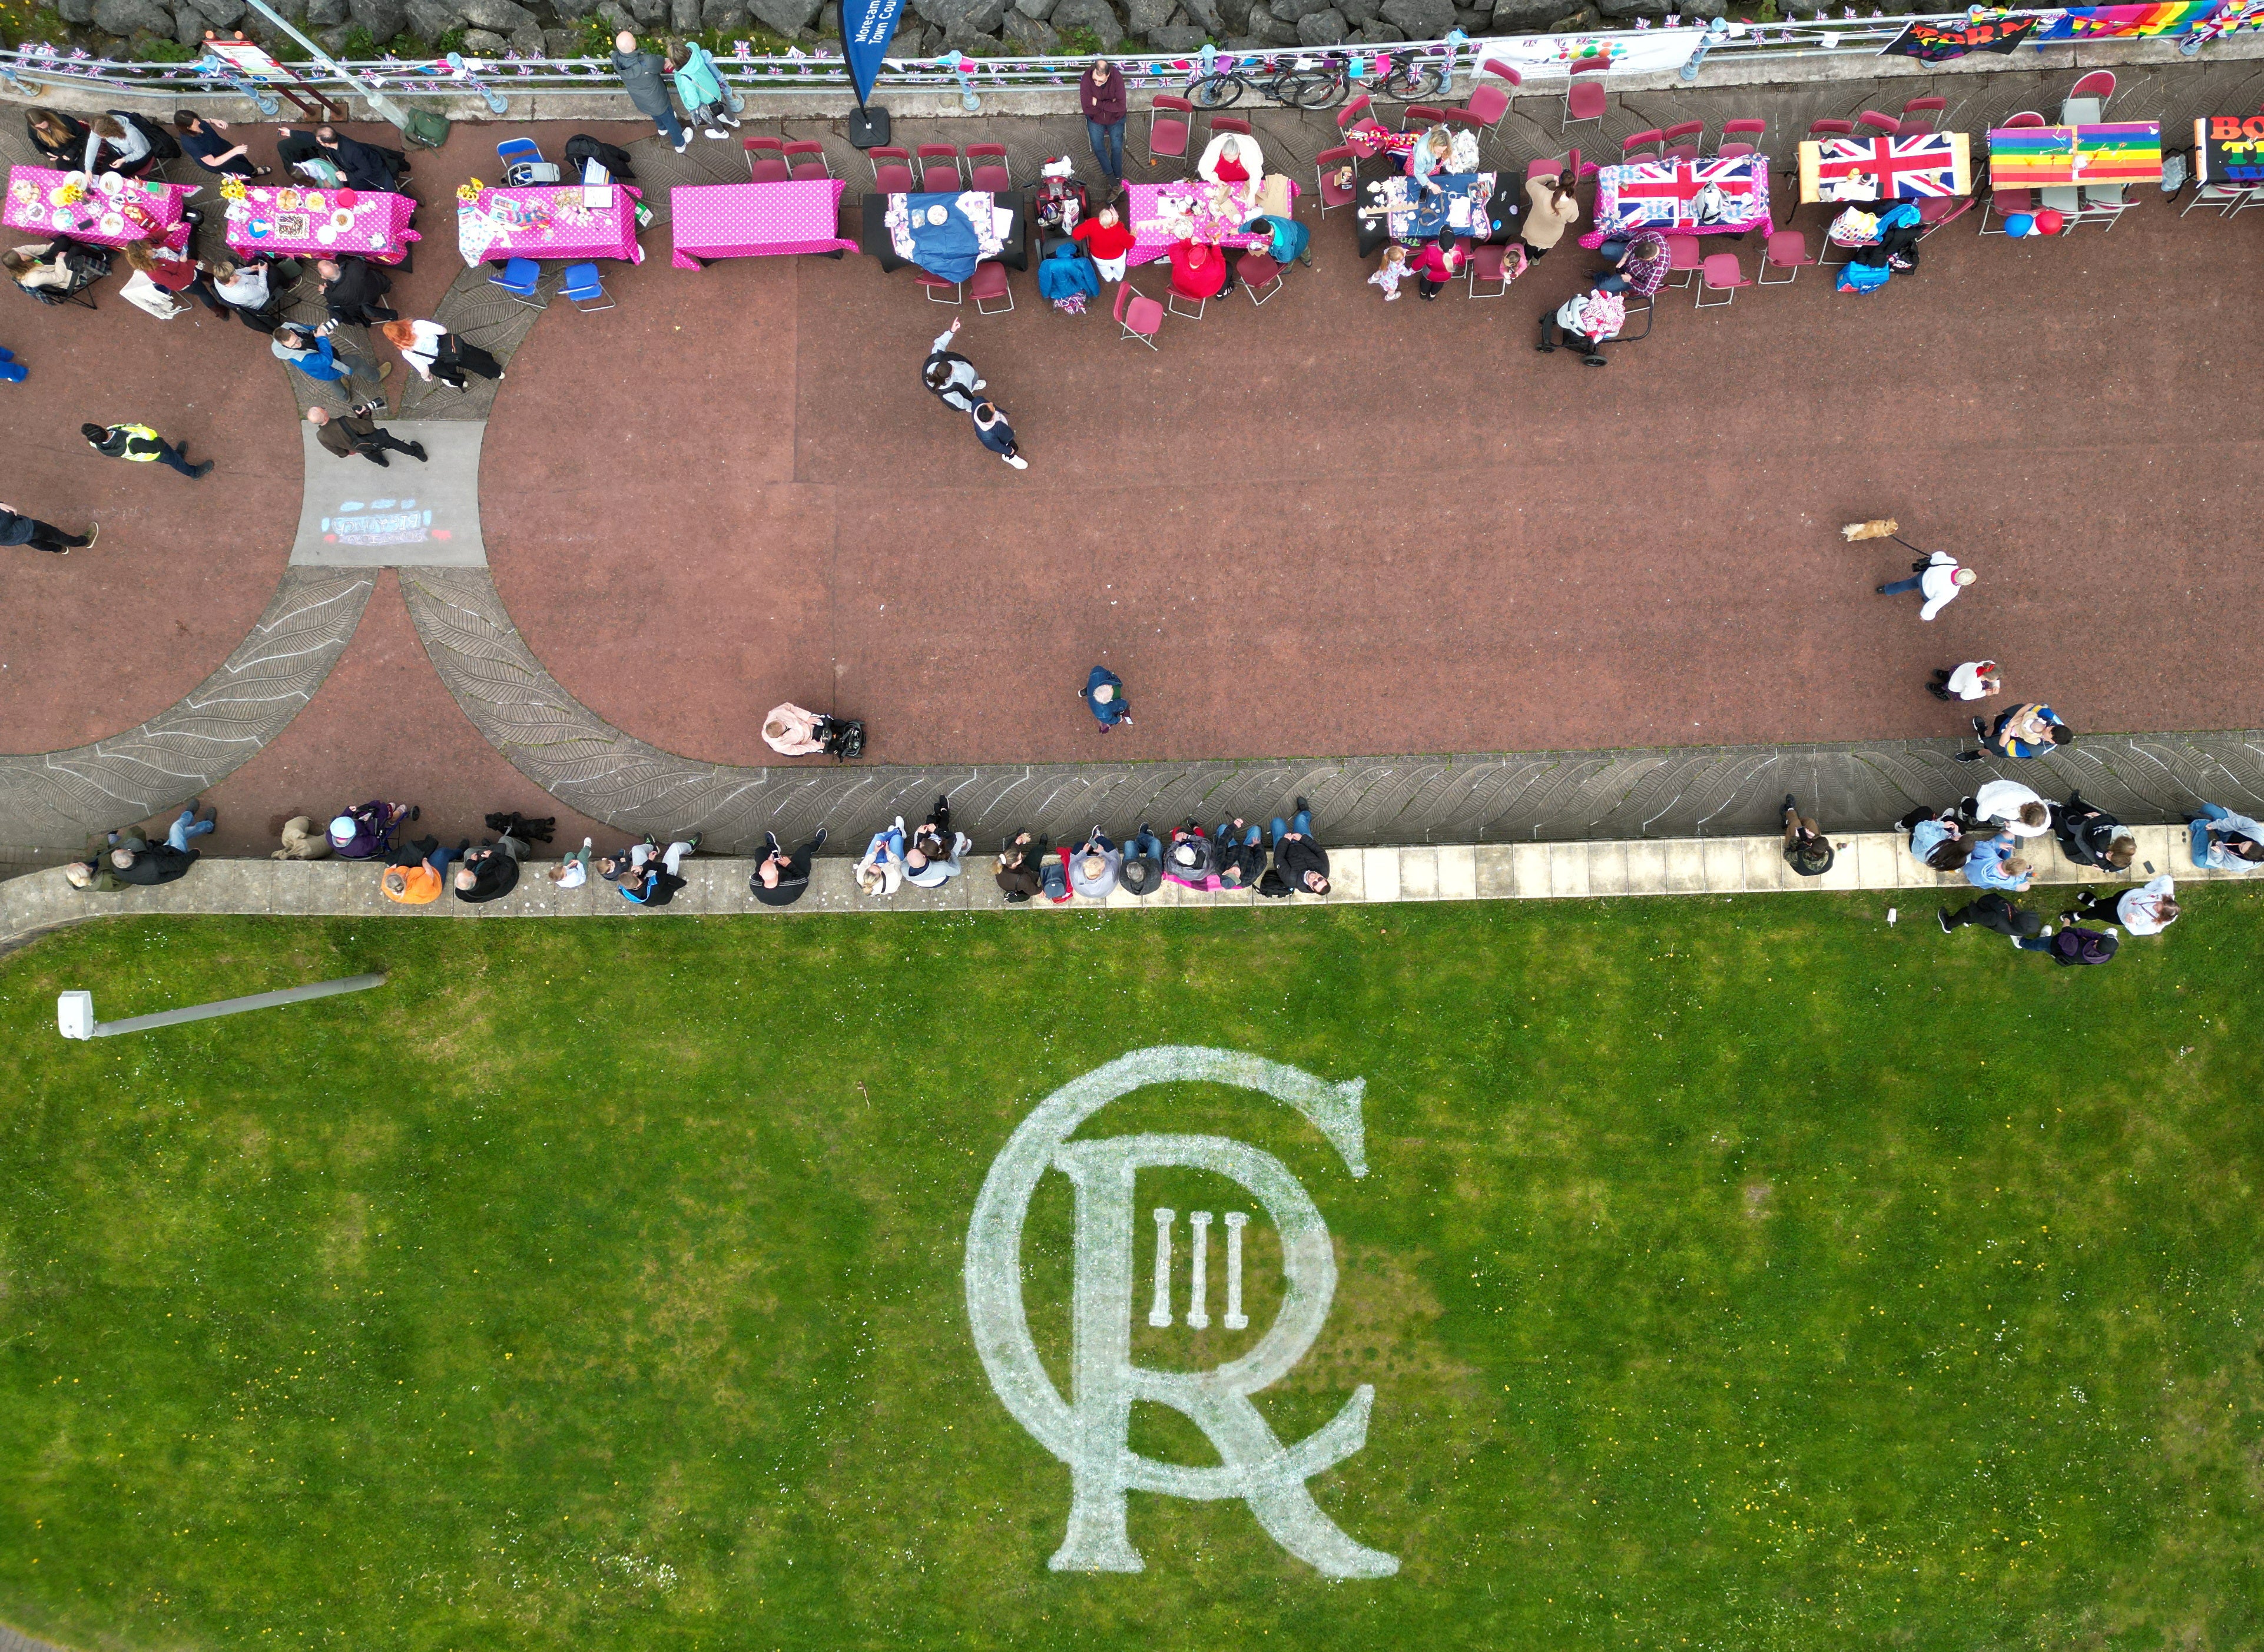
left=1987, top=122, right=2163, bottom=187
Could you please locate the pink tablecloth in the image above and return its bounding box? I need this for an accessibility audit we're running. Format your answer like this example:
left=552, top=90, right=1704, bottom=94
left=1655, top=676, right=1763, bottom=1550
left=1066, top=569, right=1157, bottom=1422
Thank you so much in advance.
left=224, top=183, right=418, bottom=264
left=3, top=165, right=193, bottom=253
left=456, top=183, right=644, bottom=266
left=1582, top=157, right=1772, bottom=249
left=671, top=178, right=856, bottom=268
left=1123, top=178, right=1292, bottom=268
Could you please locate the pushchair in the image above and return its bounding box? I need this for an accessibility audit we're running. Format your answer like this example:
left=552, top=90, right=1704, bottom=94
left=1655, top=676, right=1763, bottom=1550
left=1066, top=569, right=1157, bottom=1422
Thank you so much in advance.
left=816, top=715, right=865, bottom=761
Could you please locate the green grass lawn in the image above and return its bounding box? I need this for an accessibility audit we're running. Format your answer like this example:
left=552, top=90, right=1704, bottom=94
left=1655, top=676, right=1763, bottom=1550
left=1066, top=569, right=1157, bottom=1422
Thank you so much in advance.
left=1, top=896, right=2260, bottom=1652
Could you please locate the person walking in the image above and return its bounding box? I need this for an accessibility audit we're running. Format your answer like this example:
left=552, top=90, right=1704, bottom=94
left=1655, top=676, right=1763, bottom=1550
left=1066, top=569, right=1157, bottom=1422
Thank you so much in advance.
left=668, top=40, right=740, bottom=140
left=1083, top=665, right=1131, bottom=733
left=82, top=421, right=209, bottom=479
left=1877, top=548, right=1974, bottom=619
left=1411, top=230, right=1466, bottom=301
left=1271, top=796, right=1331, bottom=894
left=1781, top=794, right=1835, bottom=877
left=972, top=400, right=1026, bottom=470
left=1927, top=659, right=2001, bottom=702
left=1079, top=58, right=1128, bottom=188
left=923, top=316, right=983, bottom=412
left=2061, top=874, right=2178, bottom=937
left=1, top=502, right=94, bottom=555
left=382, top=319, right=503, bottom=390
left=1938, top=891, right=2045, bottom=938
left=273, top=323, right=391, bottom=413
left=752, top=827, right=826, bottom=907
left=307, top=406, right=426, bottom=467
left=612, top=31, right=690, bottom=154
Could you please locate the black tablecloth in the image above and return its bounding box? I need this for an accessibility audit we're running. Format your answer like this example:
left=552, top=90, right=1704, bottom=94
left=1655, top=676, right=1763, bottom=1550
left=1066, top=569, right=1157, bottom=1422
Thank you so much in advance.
left=1354, top=172, right=1517, bottom=260
left=860, top=190, right=1032, bottom=273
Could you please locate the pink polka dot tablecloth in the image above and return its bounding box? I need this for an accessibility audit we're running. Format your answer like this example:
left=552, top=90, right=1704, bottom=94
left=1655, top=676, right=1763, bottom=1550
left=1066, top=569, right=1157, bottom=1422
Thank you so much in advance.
left=3, top=165, right=193, bottom=253
left=457, top=183, right=645, bottom=266
left=223, top=183, right=419, bottom=264
left=670, top=178, right=857, bottom=268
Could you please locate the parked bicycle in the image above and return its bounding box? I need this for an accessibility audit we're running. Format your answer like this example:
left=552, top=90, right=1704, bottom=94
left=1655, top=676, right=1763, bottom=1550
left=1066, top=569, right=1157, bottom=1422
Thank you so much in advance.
left=1186, top=48, right=1446, bottom=111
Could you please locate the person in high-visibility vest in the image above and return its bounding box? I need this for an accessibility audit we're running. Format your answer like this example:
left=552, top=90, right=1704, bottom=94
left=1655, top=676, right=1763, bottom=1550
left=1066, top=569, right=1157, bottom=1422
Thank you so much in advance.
left=81, top=422, right=210, bottom=479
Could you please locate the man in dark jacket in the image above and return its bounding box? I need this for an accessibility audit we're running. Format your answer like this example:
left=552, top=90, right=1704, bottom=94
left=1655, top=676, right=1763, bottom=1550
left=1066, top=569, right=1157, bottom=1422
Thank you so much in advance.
left=278, top=124, right=409, bottom=193
left=1271, top=796, right=1331, bottom=894
left=1, top=502, right=94, bottom=554
left=111, top=837, right=198, bottom=885
left=1078, top=58, right=1128, bottom=185
left=316, top=255, right=397, bottom=326
left=82, top=422, right=209, bottom=479
left=612, top=32, right=688, bottom=152
left=753, top=828, right=826, bottom=907
left=307, top=406, right=426, bottom=467
left=453, top=837, right=523, bottom=904
left=2050, top=791, right=2136, bottom=873
left=1938, top=891, right=2044, bottom=938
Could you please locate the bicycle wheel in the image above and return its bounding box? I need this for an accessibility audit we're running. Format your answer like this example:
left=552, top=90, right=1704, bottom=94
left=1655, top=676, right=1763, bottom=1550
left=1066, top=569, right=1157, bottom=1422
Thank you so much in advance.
left=1189, top=72, right=1244, bottom=110
left=1382, top=62, right=1446, bottom=101
left=1295, top=69, right=1348, bottom=110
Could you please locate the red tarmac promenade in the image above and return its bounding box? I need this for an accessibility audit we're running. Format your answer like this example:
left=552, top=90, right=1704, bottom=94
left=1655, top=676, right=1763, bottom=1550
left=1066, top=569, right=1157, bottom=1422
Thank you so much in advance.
left=3, top=114, right=2260, bottom=858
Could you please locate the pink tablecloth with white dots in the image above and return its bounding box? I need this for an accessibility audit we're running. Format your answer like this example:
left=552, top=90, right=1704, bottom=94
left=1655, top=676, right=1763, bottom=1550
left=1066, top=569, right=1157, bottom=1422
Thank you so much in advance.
left=669, top=178, right=857, bottom=269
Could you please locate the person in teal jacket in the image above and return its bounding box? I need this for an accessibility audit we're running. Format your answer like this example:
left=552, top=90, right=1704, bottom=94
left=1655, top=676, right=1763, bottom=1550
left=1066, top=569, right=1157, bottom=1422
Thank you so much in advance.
left=1242, top=211, right=1312, bottom=268
left=667, top=41, right=740, bottom=141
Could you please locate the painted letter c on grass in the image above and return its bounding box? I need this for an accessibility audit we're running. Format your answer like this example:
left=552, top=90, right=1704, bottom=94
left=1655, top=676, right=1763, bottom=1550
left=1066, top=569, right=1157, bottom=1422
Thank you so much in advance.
left=963, top=1046, right=1400, bottom=1580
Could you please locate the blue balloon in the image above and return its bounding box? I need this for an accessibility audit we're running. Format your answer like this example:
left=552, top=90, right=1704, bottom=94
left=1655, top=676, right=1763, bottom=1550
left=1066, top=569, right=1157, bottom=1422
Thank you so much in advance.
left=2005, top=213, right=2034, bottom=238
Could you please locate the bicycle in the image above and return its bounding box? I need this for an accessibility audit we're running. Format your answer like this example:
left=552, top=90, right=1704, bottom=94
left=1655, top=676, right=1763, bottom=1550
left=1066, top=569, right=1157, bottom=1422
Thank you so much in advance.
left=1186, top=48, right=1446, bottom=112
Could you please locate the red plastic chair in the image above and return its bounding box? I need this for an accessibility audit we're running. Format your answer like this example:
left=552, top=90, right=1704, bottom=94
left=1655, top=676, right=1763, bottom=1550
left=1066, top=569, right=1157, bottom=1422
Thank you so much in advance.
left=1855, top=110, right=1901, bottom=138
left=1663, top=232, right=1704, bottom=288
left=1337, top=94, right=1374, bottom=135
left=2003, top=110, right=2047, bottom=129
left=2071, top=69, right=2114, bottom=112
left=1239, top=250, right=1284, bottom=305
left=1166, top=261, right=1212, bottom=320
left=784, top=140, right=831, bottom=180
left=1466, top=238, right=1519, bottom=297
left=1400, top=103, right=1446, bottom=133
left=1660, top=119, right=1705, bottom=162
left=1917, top=195, right=1973, bottom=238
left=1444, top=108, right=1487, bottom=137
left=1899, top=95, right=1945, bottom=135
left=744, top=135, right=784, bottom=180
left=1463, top=69, right=1515, bottom=132
left=918, top=144, right=962, bottom=193
left=1757, top=227, right=1812, bottom=284
left=916, top=269, right=962, bottom=304
left=870, top=145, right=914, bottom=193
left=749, top=158, right=790, bottom=183
left=1695, top=250, right=1749, bottom=307
left=1805, top=117, right=1855, bottom=141
left=1316, top=144, right=1358, bottom=216
left=966, top=142, right=1010, bottom=193
left=1718, top=117, right=1766, bottom=157
left=1113, top=279, right=1163, bottom=349
left=1979, top=183, right=2034, bottom=234
left=969, top=259, right=1012, bottom=316
left=1210, top=114, right=1254, bottom=137
left=1150, top=94, right=1194, bottom=165
left=1621, top=128, right=1665, bottom=163
left=1526, top=155, right=1567, bottom=187
left=1563, top=59, right=1607, bottom=132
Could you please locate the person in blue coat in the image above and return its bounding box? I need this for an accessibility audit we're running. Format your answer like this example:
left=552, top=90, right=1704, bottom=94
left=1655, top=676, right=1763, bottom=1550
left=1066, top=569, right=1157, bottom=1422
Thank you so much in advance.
left=1083, top=666, right=1131, bottom=733
left=1242, top=211, right=1312, bottom=268
left=1037, top=240, right=1099, bottom=311
left=271, top=323, right=389, bottom=414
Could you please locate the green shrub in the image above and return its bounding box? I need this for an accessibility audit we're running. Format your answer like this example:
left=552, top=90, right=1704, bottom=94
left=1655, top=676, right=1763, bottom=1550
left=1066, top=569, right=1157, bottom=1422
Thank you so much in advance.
left=340, top=23, right=377, bottom=56
left=1056, top=22, right=1102, bottom=52
left=132, top=34, right=195, bottom=60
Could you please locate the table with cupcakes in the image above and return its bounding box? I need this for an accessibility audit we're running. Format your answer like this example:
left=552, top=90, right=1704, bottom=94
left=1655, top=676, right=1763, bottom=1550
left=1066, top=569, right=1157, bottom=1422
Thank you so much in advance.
left=2, top=166, right=195, bottom=253
left=220, top=177, right=419, bottom=264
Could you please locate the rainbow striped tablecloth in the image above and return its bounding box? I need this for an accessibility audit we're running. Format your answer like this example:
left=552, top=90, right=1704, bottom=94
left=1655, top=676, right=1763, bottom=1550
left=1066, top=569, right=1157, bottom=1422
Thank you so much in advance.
left=1986, top=122, right=2162, bottom=188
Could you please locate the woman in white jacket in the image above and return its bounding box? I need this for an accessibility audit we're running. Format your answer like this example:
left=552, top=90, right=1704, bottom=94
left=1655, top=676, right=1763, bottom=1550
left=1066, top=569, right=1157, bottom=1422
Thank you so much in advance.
left=1195, top=132, right=1265, bottom=192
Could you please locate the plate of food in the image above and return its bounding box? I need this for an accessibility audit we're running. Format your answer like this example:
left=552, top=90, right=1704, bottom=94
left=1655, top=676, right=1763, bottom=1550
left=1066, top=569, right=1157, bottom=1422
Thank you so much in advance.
left=9, top=179, right=36, bottom=205
left=278, top=187, right=303, bottom=210
left=94, top=171, right=124, bottom=195
left=96, top=211, right=124, bottom=237
left=304, top=191, right=326, bottom=212
left=330, top=207, right=355, bottom=231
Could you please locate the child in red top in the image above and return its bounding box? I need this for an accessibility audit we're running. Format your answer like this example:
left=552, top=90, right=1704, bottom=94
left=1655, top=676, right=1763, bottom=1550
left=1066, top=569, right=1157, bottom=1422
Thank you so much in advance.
left=1072, top=205, right=1136, bottom=283
left=1411, top=231, right=1466, bottom=301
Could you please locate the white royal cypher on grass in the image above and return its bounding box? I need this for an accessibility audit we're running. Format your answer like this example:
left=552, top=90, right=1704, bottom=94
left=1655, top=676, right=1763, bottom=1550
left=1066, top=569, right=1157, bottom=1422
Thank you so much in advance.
left=963, top=1046, right=1399, bottom=1580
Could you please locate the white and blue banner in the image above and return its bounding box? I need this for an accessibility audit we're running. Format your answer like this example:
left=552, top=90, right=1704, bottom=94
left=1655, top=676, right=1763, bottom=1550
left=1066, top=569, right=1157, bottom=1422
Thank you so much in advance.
left=843, top=0, right=908, bottom=105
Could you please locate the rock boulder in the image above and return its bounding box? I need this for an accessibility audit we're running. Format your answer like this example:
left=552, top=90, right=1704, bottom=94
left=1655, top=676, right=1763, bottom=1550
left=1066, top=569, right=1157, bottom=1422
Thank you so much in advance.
left=1296, top=5, right=1346, bottom=41
left=1050, top=0, right=1123, bottom=45
left=91, top=0, right=175, bottom=36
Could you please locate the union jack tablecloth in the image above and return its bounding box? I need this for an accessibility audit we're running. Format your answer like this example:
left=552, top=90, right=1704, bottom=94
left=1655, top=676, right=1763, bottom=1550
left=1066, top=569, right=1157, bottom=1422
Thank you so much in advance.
left=1584, top=157, right=1771, bottom=247
left=1796, top=132, right=1973, bottom=203
left=457, top=182, right=644, bottom=266
left=224, top=183, right=419, bottom=263
left=3, top=166, right=193, bottom=253
left=671, top=178, right=857, bottom=269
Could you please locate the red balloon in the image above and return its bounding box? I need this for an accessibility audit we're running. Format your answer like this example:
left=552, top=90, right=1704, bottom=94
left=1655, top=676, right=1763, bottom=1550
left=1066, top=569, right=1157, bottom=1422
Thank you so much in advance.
left=2033, top=207, right=2065, bottom=235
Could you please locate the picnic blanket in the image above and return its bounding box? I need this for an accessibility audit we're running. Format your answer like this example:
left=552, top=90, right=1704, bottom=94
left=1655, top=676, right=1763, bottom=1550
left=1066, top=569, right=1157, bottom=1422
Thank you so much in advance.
left=884, top=191, right=1006, bottom=281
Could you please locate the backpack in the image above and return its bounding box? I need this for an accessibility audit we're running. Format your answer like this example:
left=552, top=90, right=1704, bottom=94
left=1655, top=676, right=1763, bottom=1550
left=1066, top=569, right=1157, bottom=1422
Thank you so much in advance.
left=1040, top=848, right=1072, bottom=904
left=1119, top=855, right=1159, bottom=897
left=2053, top=927, right=2119, bottom=966
left=1257, top=867, right=1292, bottom=900
left=1836, top=261, right=1891, bottom=295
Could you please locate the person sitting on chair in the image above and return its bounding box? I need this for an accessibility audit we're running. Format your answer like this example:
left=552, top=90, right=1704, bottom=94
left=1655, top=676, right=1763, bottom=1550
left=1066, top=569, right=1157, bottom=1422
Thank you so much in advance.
left=204, top=258, right=284, bottom=332
left=81, top=114, right=155, bottom=177
left=4, top=242, right=95, bottom=296
left=175, top=110, right=269, bottom=178
left=763, top=702, right=830, bottom=756
left=1196, top=132, right=1265, bottom=191
left=317, top=255, right=397, bottom=327
left=279, top=124, right=410, bottom=194
left=25, top=110, right=87, bottom=165
left=1169, top=237, right=1232, bottom=301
